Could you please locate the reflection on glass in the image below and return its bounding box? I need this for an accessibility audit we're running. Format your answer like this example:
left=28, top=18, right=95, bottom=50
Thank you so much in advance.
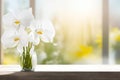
left=109, top=0, right=120, bottom=64
left=35, top=0, right=102, bottom=64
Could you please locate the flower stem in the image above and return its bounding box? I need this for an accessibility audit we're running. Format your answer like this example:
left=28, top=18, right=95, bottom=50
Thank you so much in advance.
left=20, top=43, right=33, bottom=71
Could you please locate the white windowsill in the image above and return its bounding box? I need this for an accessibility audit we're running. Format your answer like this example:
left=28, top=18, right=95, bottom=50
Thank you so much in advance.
left=0, top=65, right=120, bottom=72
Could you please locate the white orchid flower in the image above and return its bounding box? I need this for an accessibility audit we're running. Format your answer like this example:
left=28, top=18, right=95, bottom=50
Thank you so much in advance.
left=28, top=20, right=55, bottom=45
left=3, top=8, right=34, bottom=29
left=1, top=27, right=29, bottom=53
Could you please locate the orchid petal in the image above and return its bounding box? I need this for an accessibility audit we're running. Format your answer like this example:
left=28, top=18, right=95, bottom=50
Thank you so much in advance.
left=19, top=8, right=34, bottom=27
left=41, top=34, right=50, bottom=42
left=1, top=28, right=18, bottom=48
left=34, top=34, right=40, bottom=45
left=17, top=43, right=23, bottom=53
left=41, top=20, right=55, bottom=42
left=3, top=8, right=34, bottom=29
left=3, top=13, right=16, bottom=27
left=19, top=27, right=29, bottom=47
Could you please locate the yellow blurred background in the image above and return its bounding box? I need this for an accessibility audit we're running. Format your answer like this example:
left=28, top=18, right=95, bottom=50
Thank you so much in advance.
left=2, top=0, right=120, bottom=64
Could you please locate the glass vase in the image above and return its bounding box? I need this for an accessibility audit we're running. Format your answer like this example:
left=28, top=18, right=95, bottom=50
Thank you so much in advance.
left=19, top=44, right=37, bottom=71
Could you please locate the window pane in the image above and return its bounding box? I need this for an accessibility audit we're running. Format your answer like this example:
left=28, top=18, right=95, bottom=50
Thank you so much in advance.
left=35, top=0, right=102, bottom=64
left=2, top=0, right=30, bottom=64
left=109, top=0, right=120, bottom=64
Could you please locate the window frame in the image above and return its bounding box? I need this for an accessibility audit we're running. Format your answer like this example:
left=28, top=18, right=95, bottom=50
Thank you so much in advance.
left=30, top=0, right=35, bottom=15
left=0, top=0, right=110, bottom=65
left=102, top=0, right=109, bottom=64
left=0, top=0, right=2, bottom=64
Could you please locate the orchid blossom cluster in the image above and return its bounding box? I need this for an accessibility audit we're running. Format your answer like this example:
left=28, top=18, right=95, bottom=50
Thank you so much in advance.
left=1, top=8, right=55, bottom=54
